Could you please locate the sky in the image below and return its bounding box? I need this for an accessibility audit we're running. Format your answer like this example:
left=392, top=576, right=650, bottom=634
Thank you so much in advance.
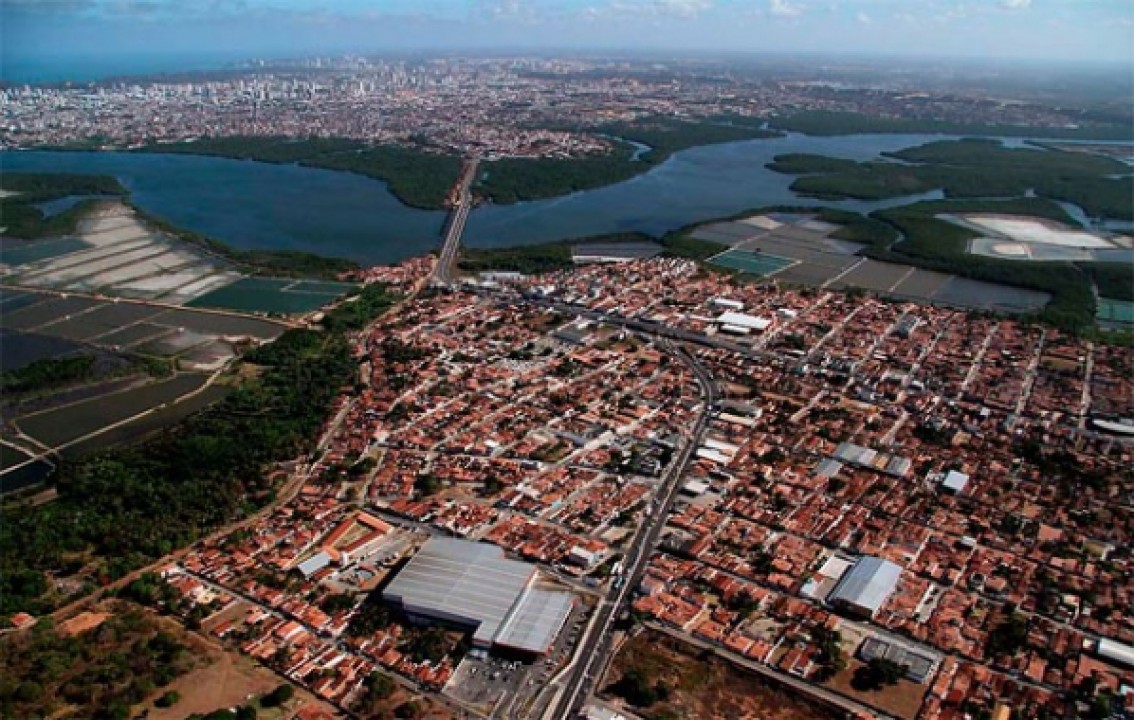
left=3, top=0, right=1133, bottom=81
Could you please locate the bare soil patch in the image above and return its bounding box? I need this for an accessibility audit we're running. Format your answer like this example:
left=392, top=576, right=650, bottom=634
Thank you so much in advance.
left=602, top=630, right=842, bottom=720
left=824, top=658, right=927, bottom=720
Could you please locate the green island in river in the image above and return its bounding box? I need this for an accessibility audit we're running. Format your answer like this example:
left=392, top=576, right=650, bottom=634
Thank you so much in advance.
left=768, top=138, right=1134, bottom=220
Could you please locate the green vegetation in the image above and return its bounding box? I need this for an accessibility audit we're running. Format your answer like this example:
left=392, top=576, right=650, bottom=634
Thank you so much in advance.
left=476, top=117, right=779, bottom=204
left=137, top=137, right=460, bottom=209
left=458, top=232, right=659, bottom=274
left=321, top=283, right=402, bottom=332
left=852, top=657, right=907, bottom=691
left=0, top=289, right=397, bottom=618
left=260, top=683, right=294, bottom=708
left=810, top=626, right=846, bottom=681
left=302, top=145, right=461, bottom=210
left=770, top=138, right=1133, bottom=220
left=601, top=116, right=781, bottom=161
left=864, top=198, right=1101, bottom=329
left=475, top=143, right=642, bottom=204
left=155, top=690, right=181, bottom=707
left=1, top=355, right=97, bottom=394
left=0, top=607, right=194, bottom=719
left=609, top=667, right=671, bottom=707
left=768, top=110, right=1134, bottom=141
left=0, top=172, right=126, bottom=238
left=1083, top=263, right=1134, bottom=302
left=985, top=614, right=1030, bottom=659
left=346, top=597, right=392, bottom=637
left=355, top=671, right=397, bottom=716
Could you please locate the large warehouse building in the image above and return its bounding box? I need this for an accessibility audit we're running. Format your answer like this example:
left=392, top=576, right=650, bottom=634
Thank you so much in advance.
left=383, top=537, right=574, bottom=656
left=828, top=556, right=902, bottom=619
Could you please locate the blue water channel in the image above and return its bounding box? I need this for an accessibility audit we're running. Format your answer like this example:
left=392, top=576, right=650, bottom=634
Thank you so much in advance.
left=1, top=132, right=1125, bottom=264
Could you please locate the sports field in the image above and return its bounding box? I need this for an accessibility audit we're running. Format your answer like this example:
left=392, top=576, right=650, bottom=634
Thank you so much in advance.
left=1098, top=298, right=1134, bottom=326
left=186, top=277, right=358, bottom=314
left=710, top=249, right=796, bottom=276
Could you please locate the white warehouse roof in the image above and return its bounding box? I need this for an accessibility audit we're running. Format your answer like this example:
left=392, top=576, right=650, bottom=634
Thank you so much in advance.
left=716, top=311, right=771, bottom=331
left=829, top=556, right=902, bottom=616
left=382, top=537, right=572, bottom=654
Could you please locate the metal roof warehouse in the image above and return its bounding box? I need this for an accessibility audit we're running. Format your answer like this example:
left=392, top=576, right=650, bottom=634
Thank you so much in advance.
left=383, top=537, right=574, bottom=655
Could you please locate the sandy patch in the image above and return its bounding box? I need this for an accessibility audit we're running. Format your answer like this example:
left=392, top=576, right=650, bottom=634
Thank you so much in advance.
left=144, top=623, right=344, bottom=720
left=991, top=242, right=1029, bottom=257
left=58, top=611, right=111, bottom=636
left=167, top=271, right=243, bottom=300
left=962, top=215, right=1115, bottom=249
left=70, top=250, right=203, bottom=288
left=115, top=267, right=217, bottom=294
left=741, top=215, right=784, bottom=230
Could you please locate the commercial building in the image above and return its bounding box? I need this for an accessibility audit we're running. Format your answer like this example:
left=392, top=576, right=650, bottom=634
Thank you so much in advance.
left=859, top=635, right=941, bottom=683
left=715, top=311, right=772, bottom=335
left=828, top=556, right=902, bottom=619
left=383, top=537, right=574, bottom=656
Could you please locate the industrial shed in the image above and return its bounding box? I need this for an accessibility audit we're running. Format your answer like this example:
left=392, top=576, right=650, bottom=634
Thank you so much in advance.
left=383, top=537, right=573, bottom=656
left=828, top=556, right=902, bottom=619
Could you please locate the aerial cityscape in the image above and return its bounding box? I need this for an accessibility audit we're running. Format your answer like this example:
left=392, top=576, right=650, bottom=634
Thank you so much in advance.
left=1, top=2, right=1132, bottom=720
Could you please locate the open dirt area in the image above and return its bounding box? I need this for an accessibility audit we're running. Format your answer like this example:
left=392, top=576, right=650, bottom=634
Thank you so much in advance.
left=143, top=614, right=344, bottom=720
left=824, top=658, right=927, bottom=720
left=601, top=630, right=842, bottom=720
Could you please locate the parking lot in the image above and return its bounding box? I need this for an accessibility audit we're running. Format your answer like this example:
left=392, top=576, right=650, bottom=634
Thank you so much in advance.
left=443, top=597, right=592, bottom=716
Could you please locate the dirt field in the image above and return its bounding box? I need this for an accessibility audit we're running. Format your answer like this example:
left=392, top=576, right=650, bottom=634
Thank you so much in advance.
left=824, top=658, right=927, bottom=720
left=601, top=630, right=842, bottom=720
left=141, top=614, right=343, bottom=720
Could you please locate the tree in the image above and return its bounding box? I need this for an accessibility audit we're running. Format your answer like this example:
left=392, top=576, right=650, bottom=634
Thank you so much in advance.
left=365, top=672, right=396, bottom=701
left=610, top=668, right=669, bottom=707
left=394, top=700, right=423, bottom=719
left=155, top=690, right=180, bottom=708
left=261, top=683, right=294, bottom=708
left=852, top=658, right=906, bottom=691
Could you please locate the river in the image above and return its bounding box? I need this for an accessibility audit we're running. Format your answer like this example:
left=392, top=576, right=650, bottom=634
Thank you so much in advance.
left=0, top=132, right=1123, bottom=264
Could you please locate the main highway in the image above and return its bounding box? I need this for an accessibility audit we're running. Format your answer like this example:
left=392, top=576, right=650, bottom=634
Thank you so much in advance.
left=432, top=157, right=480, bottom=285
left=539, top=338, right=719, bottom=720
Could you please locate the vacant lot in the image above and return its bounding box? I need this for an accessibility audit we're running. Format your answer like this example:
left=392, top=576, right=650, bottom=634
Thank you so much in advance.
left=602, top=630, right=841, bottom=720
left=824, top=658, right=927, bottom=720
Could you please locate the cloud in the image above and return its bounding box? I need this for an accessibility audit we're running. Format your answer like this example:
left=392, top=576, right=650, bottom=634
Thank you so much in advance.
left=769, top=0, right=802, bottom=18
left=856, top=11, right=871, bottom=24
left=1001, top=0, right=1032, bottom=9
left=653, top=0, right=713, bottom=17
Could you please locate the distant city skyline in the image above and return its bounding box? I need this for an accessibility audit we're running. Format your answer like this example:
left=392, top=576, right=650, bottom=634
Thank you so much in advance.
left=3, top=0, right=1132, bottom=83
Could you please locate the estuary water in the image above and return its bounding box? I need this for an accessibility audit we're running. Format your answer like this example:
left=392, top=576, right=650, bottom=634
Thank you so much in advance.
left=0, top=132, right=1113, bottom=264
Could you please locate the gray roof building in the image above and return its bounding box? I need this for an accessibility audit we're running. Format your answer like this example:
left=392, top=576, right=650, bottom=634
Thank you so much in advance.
left=828, top=556, right=902, bottom=618
left=383, top=537, right=573, bottom=655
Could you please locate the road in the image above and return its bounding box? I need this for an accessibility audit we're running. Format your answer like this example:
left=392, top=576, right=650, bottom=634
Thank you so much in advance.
left=540, top=340, right=718, bottom=720
left=432, top=158, right=480, bottom=285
